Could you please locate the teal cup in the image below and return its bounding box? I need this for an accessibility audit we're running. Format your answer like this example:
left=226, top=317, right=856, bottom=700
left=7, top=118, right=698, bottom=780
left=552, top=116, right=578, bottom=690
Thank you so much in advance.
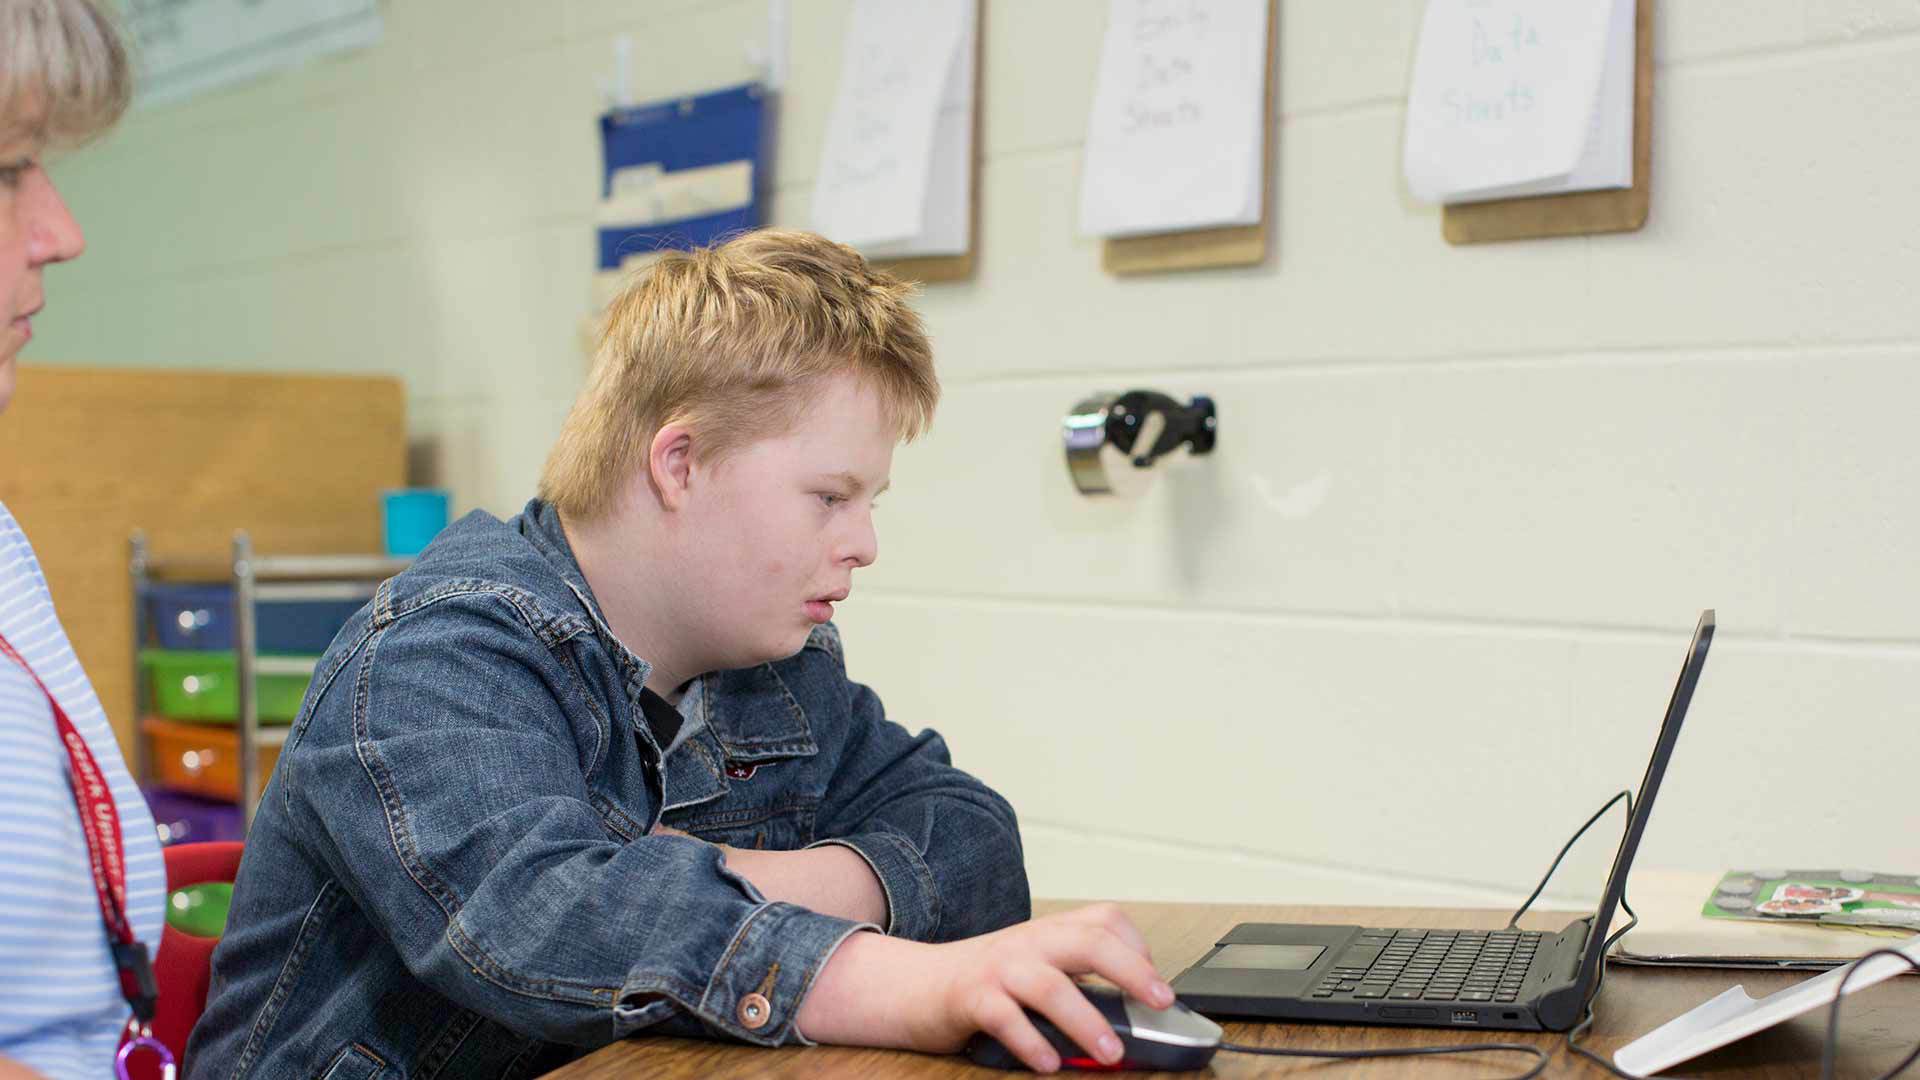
left=382, top=488, right=450, bottom=557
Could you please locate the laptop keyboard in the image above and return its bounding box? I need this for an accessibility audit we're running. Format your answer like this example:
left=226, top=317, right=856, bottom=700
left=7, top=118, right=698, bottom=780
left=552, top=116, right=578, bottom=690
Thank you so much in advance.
left=1310, top=928, right=1542, bottom=1004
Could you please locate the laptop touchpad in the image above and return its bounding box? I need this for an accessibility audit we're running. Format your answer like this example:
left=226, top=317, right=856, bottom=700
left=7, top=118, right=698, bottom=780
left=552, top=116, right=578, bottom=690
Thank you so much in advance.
left=1202, top=943, right=1326, bottom=970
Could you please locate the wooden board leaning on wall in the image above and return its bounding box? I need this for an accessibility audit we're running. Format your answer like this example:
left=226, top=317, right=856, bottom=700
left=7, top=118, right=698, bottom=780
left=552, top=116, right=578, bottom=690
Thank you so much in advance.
left=0, top=365, right=406, bottom=758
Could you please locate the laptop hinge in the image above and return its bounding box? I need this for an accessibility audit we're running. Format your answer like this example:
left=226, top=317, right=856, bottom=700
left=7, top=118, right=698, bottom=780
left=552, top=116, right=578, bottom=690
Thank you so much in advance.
left=1561, top=916, right=1593, bottom=978
left=1535, top=916, right=1597, bottom=1031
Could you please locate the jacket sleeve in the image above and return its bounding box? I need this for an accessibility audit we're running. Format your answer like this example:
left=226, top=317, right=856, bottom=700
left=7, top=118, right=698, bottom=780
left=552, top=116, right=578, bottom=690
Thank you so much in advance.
left=284, top=591, right=872, bottom=1049
left=799, top=633, right=1032, bottom=943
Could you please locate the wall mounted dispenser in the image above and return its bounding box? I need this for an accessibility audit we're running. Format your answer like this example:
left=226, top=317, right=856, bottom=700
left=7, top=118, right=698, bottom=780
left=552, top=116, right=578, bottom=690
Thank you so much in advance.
left=1063, top=390, right=1217, bottom=496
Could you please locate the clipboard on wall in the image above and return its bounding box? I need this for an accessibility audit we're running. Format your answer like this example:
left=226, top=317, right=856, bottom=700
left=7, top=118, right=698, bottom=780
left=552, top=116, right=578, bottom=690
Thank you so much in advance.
left=1439, top=0, right=1653, bottom=245
left=1098, top=0, right=1278, bottom=276
left=812, top=0, right=980, bottom=285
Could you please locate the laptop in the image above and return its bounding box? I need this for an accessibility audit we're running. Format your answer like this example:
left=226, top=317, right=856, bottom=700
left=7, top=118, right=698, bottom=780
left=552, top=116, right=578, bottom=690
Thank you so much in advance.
left=1170, top=610, right=1715, bottom=1033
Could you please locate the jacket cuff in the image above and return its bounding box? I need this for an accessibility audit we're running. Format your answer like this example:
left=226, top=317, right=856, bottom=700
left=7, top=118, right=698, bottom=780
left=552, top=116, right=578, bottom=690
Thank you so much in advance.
left=808, top=830, right=941, bottom=942
left=688, top=902, right=876, bottom=1046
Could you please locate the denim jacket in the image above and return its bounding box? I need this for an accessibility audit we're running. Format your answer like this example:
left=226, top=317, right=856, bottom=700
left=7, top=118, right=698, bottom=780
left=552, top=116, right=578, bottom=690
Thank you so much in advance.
left=187, top=500, right=1030, bottom=1079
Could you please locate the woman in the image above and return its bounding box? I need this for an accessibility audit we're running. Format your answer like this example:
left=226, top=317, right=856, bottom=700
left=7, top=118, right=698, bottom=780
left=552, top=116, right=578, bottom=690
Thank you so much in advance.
left=0, top=3, right=164, bottom=1078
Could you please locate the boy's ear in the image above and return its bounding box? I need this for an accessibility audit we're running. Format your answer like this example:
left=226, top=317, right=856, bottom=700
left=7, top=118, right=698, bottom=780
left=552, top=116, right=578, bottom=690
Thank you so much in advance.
left=647, top=423, right=696, bottom=511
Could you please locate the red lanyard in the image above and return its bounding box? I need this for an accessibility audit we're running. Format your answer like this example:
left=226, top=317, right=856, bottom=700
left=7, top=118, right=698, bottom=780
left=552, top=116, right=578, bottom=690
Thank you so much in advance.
left=0, top=631, right=158, bottom=1023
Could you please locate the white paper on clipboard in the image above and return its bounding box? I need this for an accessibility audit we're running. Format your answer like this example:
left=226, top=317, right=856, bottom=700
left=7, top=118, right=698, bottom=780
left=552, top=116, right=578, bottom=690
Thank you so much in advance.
left=1077, top=0, right=1268, bottom=238
left=811, top=0, right=974, bottom=254
left=1402, top=0, right=1635, bottom=205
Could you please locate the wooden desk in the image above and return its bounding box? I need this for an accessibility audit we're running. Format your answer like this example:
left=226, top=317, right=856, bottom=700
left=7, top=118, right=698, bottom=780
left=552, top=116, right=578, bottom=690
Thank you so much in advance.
left=544, top=900, right=1919, bottom=1078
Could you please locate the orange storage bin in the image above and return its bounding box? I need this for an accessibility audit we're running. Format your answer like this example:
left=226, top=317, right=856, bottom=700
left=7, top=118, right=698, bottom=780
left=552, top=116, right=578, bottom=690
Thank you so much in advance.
left=143, top=715, right=280, bottom=804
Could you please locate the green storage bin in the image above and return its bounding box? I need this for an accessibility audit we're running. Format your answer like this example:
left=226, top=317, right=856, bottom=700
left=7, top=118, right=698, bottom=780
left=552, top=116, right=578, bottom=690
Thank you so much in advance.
left=167, top=882, right=234, bottom=937
left=141, top=649, right=314, bottom=724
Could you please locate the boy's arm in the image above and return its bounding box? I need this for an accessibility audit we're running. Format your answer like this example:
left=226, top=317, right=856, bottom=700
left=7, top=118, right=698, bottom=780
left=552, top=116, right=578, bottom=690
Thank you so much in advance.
left=614, top=852, right=1176, bottom=1072
left=809, top=682, right=1031, bottom=942
left=286, top=595, right=869, bottom=1049
left=797, top=903, right=1178, bottom=1073
left=796, top=632, right=1030, bottom=942
left=689, top=836, right=890, bottom=927
left=689, top=686, right=1027, bottom=940
left=682, top=634, right=1026, bottom=941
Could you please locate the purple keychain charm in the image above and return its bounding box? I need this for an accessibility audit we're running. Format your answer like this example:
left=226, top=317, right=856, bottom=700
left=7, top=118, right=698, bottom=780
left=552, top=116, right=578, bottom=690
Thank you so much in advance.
left=116, top=1023, right=177, bottom=1080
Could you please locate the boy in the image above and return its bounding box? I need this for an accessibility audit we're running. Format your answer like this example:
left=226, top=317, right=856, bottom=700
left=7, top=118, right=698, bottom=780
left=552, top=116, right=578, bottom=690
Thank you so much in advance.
left=190, top=230, right=1169, bottom=1077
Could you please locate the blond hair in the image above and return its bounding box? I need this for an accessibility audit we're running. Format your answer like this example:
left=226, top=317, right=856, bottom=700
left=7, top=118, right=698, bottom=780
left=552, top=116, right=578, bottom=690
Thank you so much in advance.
left=0, top=0, right=131, bottom=145
left=541, top=229, right=939, bottom=521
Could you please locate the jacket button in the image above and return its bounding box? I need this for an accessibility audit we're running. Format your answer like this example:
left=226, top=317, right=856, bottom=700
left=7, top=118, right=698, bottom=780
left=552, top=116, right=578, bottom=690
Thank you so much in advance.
left=737, top=992, right=772, bottom=1030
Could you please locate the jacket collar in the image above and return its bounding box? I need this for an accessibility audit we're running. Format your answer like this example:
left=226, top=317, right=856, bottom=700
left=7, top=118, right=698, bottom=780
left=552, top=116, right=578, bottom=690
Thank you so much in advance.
left=516, top=499, right=655, bottom=724
left=515, top=499, right=818, bottom=812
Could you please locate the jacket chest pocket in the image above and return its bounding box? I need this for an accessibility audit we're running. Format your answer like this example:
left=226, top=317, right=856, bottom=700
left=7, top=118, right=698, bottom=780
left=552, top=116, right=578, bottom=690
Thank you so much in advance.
left=663, top=664, right=823, bottom=849
left=670, top=790, right=820, bottom=851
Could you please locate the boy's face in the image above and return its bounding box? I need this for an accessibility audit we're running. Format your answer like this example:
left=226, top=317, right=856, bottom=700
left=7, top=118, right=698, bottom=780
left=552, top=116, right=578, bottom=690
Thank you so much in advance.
left=680, top=372, right=893, bottom=668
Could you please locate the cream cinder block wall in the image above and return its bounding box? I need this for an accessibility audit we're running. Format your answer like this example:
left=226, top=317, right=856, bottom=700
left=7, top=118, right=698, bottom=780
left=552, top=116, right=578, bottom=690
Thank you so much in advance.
left=30, top=1, right=1920, bottom=910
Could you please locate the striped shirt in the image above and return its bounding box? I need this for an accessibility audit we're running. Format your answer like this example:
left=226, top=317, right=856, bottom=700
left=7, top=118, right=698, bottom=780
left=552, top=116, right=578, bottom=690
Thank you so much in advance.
left=0, top=499, right=165, bottom=1079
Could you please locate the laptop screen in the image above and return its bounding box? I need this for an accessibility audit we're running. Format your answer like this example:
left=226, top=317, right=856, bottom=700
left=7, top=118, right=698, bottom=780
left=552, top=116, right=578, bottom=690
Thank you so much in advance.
left=1572, top=609, right=1716, bottom=1001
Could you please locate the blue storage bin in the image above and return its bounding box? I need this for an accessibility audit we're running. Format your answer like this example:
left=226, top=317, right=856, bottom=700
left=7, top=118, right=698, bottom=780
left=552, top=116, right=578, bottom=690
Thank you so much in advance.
left=144, top=583, right=364, bottom=654
left=146, top=585, right=234, bottom=651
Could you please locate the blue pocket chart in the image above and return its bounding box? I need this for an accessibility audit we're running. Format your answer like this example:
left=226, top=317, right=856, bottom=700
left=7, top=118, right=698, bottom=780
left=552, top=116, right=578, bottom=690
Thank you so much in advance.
left=597, top=83, right=768, bottom=271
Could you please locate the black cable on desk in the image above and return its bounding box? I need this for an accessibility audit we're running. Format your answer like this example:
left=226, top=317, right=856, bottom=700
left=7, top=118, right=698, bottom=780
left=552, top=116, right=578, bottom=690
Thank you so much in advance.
left=1522, top=791, right=1640, bottom=1076
left=1563, top=901, right=1642, bottom=1078
left=1510, top=790, right=1650, bottom=1076
left=1506, top=790, right=1631, bottom=928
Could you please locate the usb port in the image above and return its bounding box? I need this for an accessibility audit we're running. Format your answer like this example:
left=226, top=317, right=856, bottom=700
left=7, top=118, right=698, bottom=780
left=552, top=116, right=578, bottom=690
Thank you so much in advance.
left=1451, top=1010, right=1479, bottom=1024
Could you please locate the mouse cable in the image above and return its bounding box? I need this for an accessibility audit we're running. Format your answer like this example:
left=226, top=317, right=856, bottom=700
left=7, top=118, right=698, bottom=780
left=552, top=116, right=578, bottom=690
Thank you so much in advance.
left=1216, top=1037, right=1549, bottom=1078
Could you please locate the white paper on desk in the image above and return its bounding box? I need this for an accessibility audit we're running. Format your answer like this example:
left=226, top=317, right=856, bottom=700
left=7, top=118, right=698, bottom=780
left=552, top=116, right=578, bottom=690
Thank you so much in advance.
left=1612, top=934, right=1920, bottom=1078
left=1402, top=0, right=1635, bottom=205
left=1078, top=0, right=1268, bottom=239
left=811, top=0, right=972, bottom=251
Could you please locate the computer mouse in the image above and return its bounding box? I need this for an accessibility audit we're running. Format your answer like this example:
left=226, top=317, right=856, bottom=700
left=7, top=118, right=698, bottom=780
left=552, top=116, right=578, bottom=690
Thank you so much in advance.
left=963, top=982, right=1222, bottom=1072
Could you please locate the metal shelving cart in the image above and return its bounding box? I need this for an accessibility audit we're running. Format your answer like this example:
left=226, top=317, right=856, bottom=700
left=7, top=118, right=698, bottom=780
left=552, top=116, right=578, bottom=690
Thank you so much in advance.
left=129, top=531, right=409, bottom=829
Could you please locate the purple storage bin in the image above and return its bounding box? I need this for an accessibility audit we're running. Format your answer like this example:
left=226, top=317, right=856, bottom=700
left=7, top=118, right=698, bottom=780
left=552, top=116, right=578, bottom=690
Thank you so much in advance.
left=144, top=583, right=365, bottom=654
left=143, top=786, right=244, bottom=846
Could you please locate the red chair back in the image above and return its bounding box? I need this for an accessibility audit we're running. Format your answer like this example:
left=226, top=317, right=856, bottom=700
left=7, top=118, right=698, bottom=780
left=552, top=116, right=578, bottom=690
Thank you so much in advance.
left=124, top=841, right=243, bottom=1080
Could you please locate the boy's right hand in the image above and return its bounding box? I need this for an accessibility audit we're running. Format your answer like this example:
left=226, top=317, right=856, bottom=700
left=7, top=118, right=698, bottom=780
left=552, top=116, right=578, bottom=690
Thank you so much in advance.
left=794, top=903, right=1172, bottom=1073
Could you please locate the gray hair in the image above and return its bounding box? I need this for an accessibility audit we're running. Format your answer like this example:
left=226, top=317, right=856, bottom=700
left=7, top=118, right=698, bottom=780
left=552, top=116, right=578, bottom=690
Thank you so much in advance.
left=0, top=0, right=130, bottom=145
